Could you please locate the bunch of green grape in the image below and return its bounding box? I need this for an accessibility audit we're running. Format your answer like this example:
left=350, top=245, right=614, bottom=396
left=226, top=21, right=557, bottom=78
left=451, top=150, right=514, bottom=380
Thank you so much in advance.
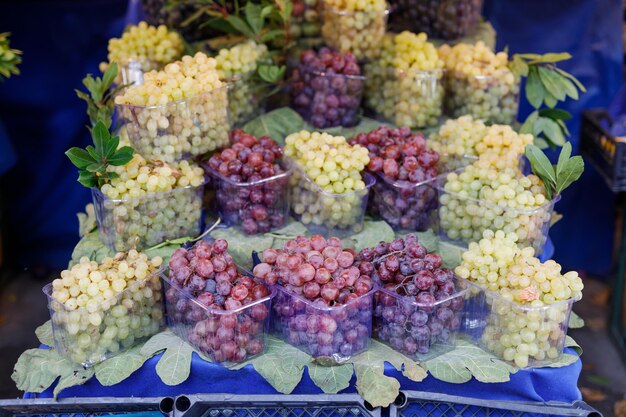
left=215, top=41, right=269, bottom=126
left=47, top=251, right=164, bottom=366
left=115, top=53, right=229, bottom=163
left=455, top=230, right=583, bottom=367
left=439, top=42, right=519, bottom=124
left=95, top=155, right=205, bottom=251
left=285, top=130, right=371, bottom=235
left=321, top=0, right=387, bottom=61
left=100, top=21, right=184, bottom=83
left=439, top=162, right=553, bottom=253
left=364, top=31, right=444, bottom=128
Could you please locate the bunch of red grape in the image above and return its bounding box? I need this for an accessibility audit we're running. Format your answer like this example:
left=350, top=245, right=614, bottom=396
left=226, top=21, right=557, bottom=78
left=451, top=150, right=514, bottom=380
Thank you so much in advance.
left=349, top=127, right=440, bottom=230
left=205, top=129, right=289, bottom=235
left=165, top=239, right=271, bottom=364
left=253, top=235, right=374, bottom=360
left=360, top=234, right=465, bottom=357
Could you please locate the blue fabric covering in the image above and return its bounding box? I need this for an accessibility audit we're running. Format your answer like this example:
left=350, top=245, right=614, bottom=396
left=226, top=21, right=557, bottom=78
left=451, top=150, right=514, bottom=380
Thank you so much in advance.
left=483, top=0, right=623, bottom=276
left=31, top=348, right=581, bottom=403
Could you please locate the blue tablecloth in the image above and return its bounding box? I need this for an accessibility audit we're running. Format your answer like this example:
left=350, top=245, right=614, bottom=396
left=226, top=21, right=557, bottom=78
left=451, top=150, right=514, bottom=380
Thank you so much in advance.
left=32, top=348, right=581, bottom=403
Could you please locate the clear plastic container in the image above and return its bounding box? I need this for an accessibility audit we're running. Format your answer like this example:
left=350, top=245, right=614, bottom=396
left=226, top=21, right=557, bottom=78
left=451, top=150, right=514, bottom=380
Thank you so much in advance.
left=387, top=0, right=484, bottom=40
left=162, top=273, right=274, bottom=368
left=291, top=67, right=365, bottom=128
left=115, top=86, right=230, bottom=163
left=118, top=59, right=160, bottom=86
left=92, top=184, right=204, bottom=252
left=321, top=3, right=388, bottom=61
left=462, top=282, right=575, bottom=368
left=369, top=172, right=438, bottom=232
left=436, top=174, right=557, bottom=255
left=225, top=71, right=268, bottom=127
left=373, top=276, right=469, bottom=360
left=271, top=285, right=375, bottom=363
left=43, top=270, right=164, bottom=367
left=444, top=71, right=520, bottom=125
left=288, top=160, right=375, bottom=237
left=203, top=162, right=292, bottom=235
left=364, top=67, right=444, bottom=128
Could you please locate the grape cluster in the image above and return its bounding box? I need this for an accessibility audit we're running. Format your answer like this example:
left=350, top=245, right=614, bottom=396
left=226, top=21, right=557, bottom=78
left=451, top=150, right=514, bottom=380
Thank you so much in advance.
left=430, top=115, right=487, bottom=157
left=285, top=131, right=371, bottom=235
left=216, top=41, right=269, bottom=126
left=291, top=0, right=322, bottom=39
left=100, top=21, right=184, bottom=83
left=350, top=127, right=439, bottom=231
left=364, top=32, right=444, bottom=128
left=94, top=156, right=205, bottom=252
left=165, top=239, right=272, bottom=364
left=388, top=0, right=483, bottom=40
left=456, top=230, right=583, bottom=367
left=205, top=130, right=290, bottom=235
left=439, top=42, right=519, bottom=124
left=115, top=53, right=229, bottom=163
left=361, top=235, right=464, bottom=358
left=253, top=235, right=374, bottom=360
left=439, top=163, right=554, bottom=253
left=291, top=48, right=364, bottom=128
left=47, top=252, right=164, bottom=366
left=321, top=0, right=387, bottom=61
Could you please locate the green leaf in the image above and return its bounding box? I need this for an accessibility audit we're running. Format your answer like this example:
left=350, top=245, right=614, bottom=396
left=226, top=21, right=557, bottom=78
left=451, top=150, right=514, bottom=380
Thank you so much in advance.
left=261, top=29, right=285, bottom=43
left=534, top=116, right=566, bottom=146
left=211, top=227, right=274, bottom=270
left=544, top=353, right=579, bottom=368
left=534, top=137, right=550, bottom=149
left=568, top=311, right=585, bottom=329
left=307, top=363, right=353, bottom=394
left=554, top=67, right=586, bottom=92
left=537, top=67, right=566, bottom=102
left=565, top=335, right=583, bottom=356
left=323, top=117, right=387, bottom=139
left=144, top=243, right=181, bottom=266
left=539, top=108, right=572, bottom=120
left=436, top=240, right=465, bottom=269
left=103, top=135, right=120, bottom=159
left=343, top=220, right=395, bottom=253
left=66, top=148, right=96, bottom=169
left=69, top=230, right=115, bottom=268
left=364, top=341, right=427, bottom=383
left=226, top=15, right=255, bottom=39
left=525, top=145, right=557, bottom=196
left=556, top=75, right=579, bottom=100
left=244, top=2, right=264, bottom=34
left=92, top=121, right=110, bottom=155
left=544, top=91, right=557, bottom=108
left=413, top=229, right=438, bottom=252
left=95, top=345, right=150, bottom=386
left=423, top=339, right=515, bottom=383
left=35, top=321, right=54, bottom=347
left=77, top=171, right=98, bottom=188
left=258, top=64, right=285, bottom=83
left=555, top=156, right=584, bottom=195
left=102, top=62, right=118, bottom=89
left=525, top=67, right=545, bottom=109
left=516, top=52, right=571, bottom=64
left=509, top=55, right=529, bottom=77
left=140, top=330, right=194, bottom=386
left=77, top=203, right=97, bottom=237
left=53, top=367, right=95, bottom=399
left=107, top=146, right=134, bottom=166
left=11, top=348, right=78, bottom=393
left=242, top=107, right=308, bottom=145
left=556, top=141, right=572, bottom=178
left=351, top=345, right=402, bottom=408
left=519, top=110, right=539, bottom=135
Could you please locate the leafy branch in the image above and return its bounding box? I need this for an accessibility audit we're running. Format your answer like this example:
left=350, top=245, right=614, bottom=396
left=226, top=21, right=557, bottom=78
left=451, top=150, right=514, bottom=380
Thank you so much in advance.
left=66, top=121, right=134, bottom=188
left=75, top=63, right=128, bottom=130
left=511, top=53, right=585, bottom=149
left=525, top=142, right=584, bottom=200
left=0, top=32, right=22, bottom=80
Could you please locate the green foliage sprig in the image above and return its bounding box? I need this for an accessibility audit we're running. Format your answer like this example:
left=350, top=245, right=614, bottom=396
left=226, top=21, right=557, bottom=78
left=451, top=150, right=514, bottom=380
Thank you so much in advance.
left=75, top=63, right=127, bottom=130
left=525, top=142, right=584, bottom=200
left=0, top=32, right=22, bottom=80
left=511, top=53, right=586, bottom=149
left=66, top=121, right=134, bottom=188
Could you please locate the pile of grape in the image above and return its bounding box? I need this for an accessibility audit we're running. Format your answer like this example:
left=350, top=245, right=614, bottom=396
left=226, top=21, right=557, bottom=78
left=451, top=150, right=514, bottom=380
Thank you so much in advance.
left=165, top=239, right=272, bottom=364
left=100, top=21, right=184, bottom=83
left=321, top=0, right=388, bottom=61
left=291, top=48, right=364, bottom=128
left=94, top=155, right=205, bottom=251
left=284, top=130, right=371, bottom=235
left=439, top=163, right=554, bottom=253
left=253, top=235, right=374, bottom=360
left=364, top=31, right=444, bottom=128
left=205, top=129, right=290, bottom=235
left=455, top=230, right=583, bottom=367
left=115, top=52, right=229, bottom=163
left=359, top=234, right=465, bottom=357
left=431, top=116, right=533, bottom=170
left=215, top=41, right=269, bottom=126
left=349, top=126, right=440, bottom=230
left=388, top=0, right=483, bottom=40
left=47, top=251, right=164, bottom=366
left=439, top=42, right=519, bottom=124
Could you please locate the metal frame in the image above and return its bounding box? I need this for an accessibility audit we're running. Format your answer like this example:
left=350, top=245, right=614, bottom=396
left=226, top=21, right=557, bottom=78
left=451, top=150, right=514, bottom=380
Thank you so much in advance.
left=391, top=391, right=602, bottom=417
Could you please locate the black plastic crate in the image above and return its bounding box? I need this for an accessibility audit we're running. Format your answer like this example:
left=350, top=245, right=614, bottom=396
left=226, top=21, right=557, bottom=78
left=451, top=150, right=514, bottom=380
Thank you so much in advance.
left=580, top=109, right=626, bottom=193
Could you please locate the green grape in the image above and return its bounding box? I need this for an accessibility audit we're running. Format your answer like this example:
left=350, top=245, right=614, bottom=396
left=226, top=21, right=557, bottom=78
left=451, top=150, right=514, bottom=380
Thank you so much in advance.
left=47, top=252, right=164, bottom=366
left=364, top=32, right=444, bottom=128
left=115, top=53, right=229, bottom=163
left=439, top=42, right=520, bottom=124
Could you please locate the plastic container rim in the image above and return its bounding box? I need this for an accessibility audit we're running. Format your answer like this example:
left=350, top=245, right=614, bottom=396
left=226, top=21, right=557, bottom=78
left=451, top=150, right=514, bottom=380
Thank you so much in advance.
left=114, top=84, right=229, bottom=111
left=447, top=68, right=519, bottom=81
left=372, top=170, right=438, bottom=189
left=376, top=275, right=471, bottom=308
left=274, top=283, right=376, bottom=312
left=287, top=158, right=376, bottom=198
left=465, top=279, right=577, bottom=311
left=323, top=2, right=390, bottom=16
left=91, top=178, right=207, bottom=204
left=365, top=65, right=445, bottom=78
left=203, top=159, right=293, bottom=187
left=298, top=66, right=367, bottom=81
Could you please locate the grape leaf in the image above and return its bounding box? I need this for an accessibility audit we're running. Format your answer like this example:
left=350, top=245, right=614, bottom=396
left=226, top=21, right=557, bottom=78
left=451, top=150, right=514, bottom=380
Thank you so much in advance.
left=366, top=340, right=427, bottom=382
left=242, top=108, right=308, bottom=145
left=266, top=220, right=309, bottom=241
left=12, top=348, right=78, bottom=393
left=525, top=67, right=545, bottom=109
left=413, top=229, right=438, bottom=252
left=145, top=243, right=181, bottom=266
left=345, top=220, right=395, bottom=252
left=95, top=345, right=150, bottom=386
left=211, top=227, right=274, bottom=270
left=155, top=338, right=194, bottom=386
left=565, top=335, right=583, bottom=356
left=53, top=367, right=94, bottom=399
left=544, top=353, right=579, bottom=368
left=323, top=117, right=386, bottom=139
left=350, top=342, right=402, bottom=408
left=423, top=339, right=515, bottom=383
left=77, top=203, right=97, bottom=237
left=307, top=362, right=353, bottom=393
left=568, top=311, right=585, bottom=329
left=69, top=230, right=114, bottom=268
left=35, top=320, right=54, bottom=347
left=436, top=240, right=465, bottom=269
left=534, top=117, right=566, bottom=146
left=537, top=67, right=566, bottom=102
